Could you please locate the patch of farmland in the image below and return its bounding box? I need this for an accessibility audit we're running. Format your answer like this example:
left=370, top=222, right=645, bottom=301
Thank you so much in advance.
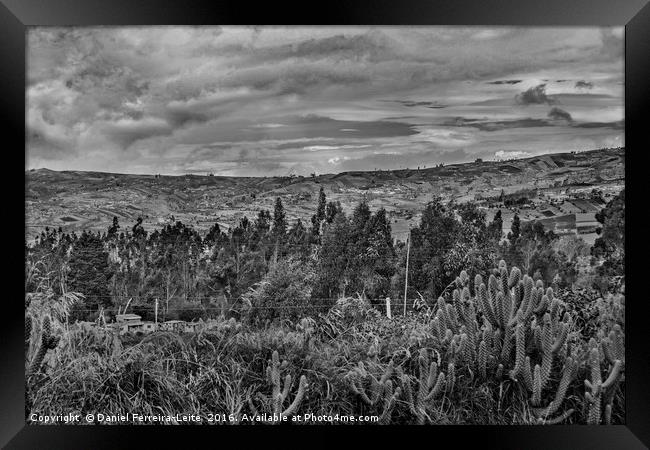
left=535, top=214, right=576, bottom=231
left=570, top=199, right=599, bottom=213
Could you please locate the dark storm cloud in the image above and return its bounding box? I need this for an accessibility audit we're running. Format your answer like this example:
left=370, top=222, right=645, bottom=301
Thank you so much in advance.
left=575, top=80, right=594, bottom=89
left=385, top=100, right=448, bottom=108
left=547, top=107, right=573, bottom=122
left=515, top=84, right=556, bottom=105
left=574, top=120, right=624, bottom=130
left=487, top=79, right=523, bottom=85
left=443, top=117, right=552, bottom=131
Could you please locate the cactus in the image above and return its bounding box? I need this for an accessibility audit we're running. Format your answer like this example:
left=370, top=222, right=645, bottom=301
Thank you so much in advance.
left=601, top=324, right=624, bottom=367
left=27, top=315, right=61, bottom=377
left=248, top=350, right=308, bottom=423
left=25, top=315, right=32, bottom=355
left=584, top=336, right=624, bottom=424
left=345, top=359, right=400, bottom=424
left=531, top=356, right=578, bottom=424
left=398, top=349, right=447, bottom=424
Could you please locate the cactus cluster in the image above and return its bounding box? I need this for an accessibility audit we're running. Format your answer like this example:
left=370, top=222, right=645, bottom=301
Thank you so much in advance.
left=397, top=348, right=450, bottom=424
left=425, top=261, right=581, bottom=424
left=345, top=360, right=401, bottom=424
left=26, top=314, right=61, bottom=377
left=248, top=350, right=308, bottom=422
left=584, top=326, right=624, bottom=424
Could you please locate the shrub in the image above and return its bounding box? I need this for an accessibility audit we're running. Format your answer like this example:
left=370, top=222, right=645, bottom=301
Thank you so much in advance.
left=243, top=257, right=316, bottom=324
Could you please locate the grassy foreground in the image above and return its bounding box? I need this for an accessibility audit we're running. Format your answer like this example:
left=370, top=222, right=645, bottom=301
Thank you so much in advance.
left=25, top=262, right=624, bottom=425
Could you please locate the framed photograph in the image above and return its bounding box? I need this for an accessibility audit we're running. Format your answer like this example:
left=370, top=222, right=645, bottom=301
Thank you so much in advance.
left=3, top=0, right=649, bottom=447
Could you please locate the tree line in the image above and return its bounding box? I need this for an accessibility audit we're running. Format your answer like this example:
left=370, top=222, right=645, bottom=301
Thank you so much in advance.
left=25, top=188, right=624, bottom=323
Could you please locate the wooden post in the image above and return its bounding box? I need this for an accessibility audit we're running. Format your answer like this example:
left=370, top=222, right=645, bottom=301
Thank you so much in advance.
left=385, top=297, right=392, bottom=319
left=403, top=231, right=410, bottom=316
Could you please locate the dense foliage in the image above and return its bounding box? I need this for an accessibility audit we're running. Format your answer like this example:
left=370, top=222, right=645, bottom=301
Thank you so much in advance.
left=25, top=190, right=624, bottom=425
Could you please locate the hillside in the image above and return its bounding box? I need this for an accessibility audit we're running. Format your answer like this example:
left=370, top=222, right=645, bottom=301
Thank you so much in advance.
left=26, top=147, right=624, bottom=242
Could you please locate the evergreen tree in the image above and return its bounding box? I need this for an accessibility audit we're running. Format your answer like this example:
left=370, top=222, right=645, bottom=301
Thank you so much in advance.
left=310, top=187, right=327, bottom=236
left=488, top=210, right=503, bottom=241
left=316, top=187, right=326, bottom=222
left=107, top=216, right=120, bottom=237
left=68, top=230, right=112, bottom=320
left=325, top=200, right=342, bottom=224
left=510, top=214, right=521, bottom=241
left=272, top=197, right=287, bottom=238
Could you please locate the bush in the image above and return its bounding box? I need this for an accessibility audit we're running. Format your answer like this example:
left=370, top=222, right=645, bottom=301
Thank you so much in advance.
left=243, top=257, right=316, bottom=324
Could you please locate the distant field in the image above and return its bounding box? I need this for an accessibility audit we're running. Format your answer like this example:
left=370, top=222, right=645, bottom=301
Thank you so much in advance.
left=25, top=147, right=624, bottom=242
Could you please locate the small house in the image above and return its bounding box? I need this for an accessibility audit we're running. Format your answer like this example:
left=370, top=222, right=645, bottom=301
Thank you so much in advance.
left=119, top=321, right=145, bottom=335
left=161, top=320, right=185, bottom=332
left=116, top=313, right=142, bottom=324
left=183, top=322, right=200, bottom=333
left=142, top=322, right=157, bottom=333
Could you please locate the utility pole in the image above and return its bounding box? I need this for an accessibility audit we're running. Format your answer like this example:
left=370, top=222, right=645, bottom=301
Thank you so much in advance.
left=155, top=298, right=159, bottom=330
left=403, top=230, right=411, bottom=316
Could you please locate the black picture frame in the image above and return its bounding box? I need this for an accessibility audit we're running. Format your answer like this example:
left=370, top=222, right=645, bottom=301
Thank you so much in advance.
left=3, top=0, right=648, bottom=447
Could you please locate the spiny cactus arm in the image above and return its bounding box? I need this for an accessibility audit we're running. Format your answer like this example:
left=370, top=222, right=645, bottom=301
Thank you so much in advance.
left=28, top=315, right=60, bottom=377
left=521, top=356, right=533, bottom=391
left=447, top=304, right=459, bottom=331
left=604, top=404, right=613, bottom=425
left=535, top=408, right=574, bottom=425
left=500, top=325, right=515, bottom=364
left=459, top=270, right=469, bottom=287
left=519, top=276, right=534, bottom=319
left=25, top=315, right=32, bottom=355
left=426, top=361, right=439, bottom=389
left=589, top=347, right=603, bottom=385
left=478, top=340, right=487, bottom=379
left=531, top=365, right=542, bottom=406
left=602, top=325, right=625, bottom=365
left=479, top=282, right=499, bottom=329
left=585, top=387, right=602, bottom=425
left=397, top=369, right=417, bottom=416
left=508, top=266, right=522, bottom=289
left=550, top=298, right=560, bottom=322
left=437, top=297, right=451, bottom=331
left=380, top=360, right=395, bottom=384
left=267, top=351, right=282, bottom=388
left=494, top=291, right=505, bottom=330
left=447, top=362, right=455, bottom=394
left=452, top=333, right=470, bottom=365
left=378, top=381, right=400, bottom=425
left=280, top=374, right=292, bottom=403
left=281, top=375, right=308, bottom=417
left=534, top=293, right=550, bottom=315
left=348, top=377, right=375, bottom=405
left=346, top=363, right=376, bottom=405
left=509, top=324, right=526, bottom=380
left=431, top=315, right=445, bottom=341
left=550, top=323, right=569, bottom=354
left=500, top=266, right=509, bottom=298
left=601, top=360, right=623, bottom=390
left=424, top=372, right=446, bottom=401
left=540, top=350, right=553, bottom=389
left=532, top=357, right=577, bottom=419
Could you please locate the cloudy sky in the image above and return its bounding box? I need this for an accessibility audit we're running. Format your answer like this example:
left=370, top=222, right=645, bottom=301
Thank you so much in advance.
left=27, top=26, right=624, bottom=176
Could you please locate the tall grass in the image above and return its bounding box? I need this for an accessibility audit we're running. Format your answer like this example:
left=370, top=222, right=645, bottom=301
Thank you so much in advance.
left=25, top=268, right=624, bottom=425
